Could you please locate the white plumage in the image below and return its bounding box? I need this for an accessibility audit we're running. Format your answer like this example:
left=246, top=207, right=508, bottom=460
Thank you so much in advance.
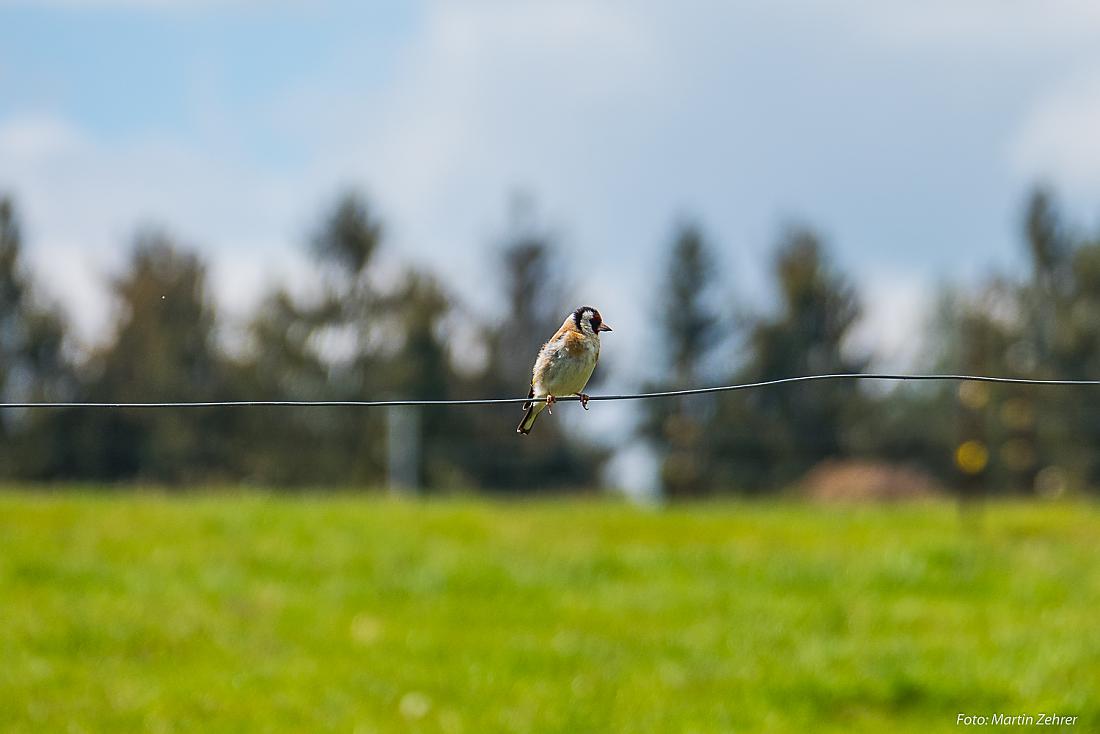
left=518, top=306, right=612, bottom=435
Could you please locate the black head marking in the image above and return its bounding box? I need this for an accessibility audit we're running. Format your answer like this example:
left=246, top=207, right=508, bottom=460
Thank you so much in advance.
left=572, top=305, right=601, bottom=331
left=572, top=305, right=593, bottom=327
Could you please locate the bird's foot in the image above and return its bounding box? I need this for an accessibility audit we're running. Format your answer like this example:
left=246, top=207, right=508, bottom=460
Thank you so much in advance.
left=579, top=393, right=590, bottom=410
left=545, top=394, right=556, bottom=414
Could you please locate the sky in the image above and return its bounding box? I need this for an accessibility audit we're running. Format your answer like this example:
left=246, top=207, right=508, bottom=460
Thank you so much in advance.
left=3, top=1, right=1100, bottom=491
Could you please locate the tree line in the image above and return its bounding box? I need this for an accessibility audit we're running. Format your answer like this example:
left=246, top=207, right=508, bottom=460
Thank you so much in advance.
left=1, top=187, right=1098, bottom=496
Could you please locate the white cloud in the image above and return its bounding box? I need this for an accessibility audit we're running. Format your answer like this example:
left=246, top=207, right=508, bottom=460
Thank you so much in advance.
left=267, top=0, right=669, bottom=368
left=289, top=0, right=661, bottom=247
left=0, top=0, right=665, bottom=352
left=0, top=113, right=308, bottom=343
left=0, top=0, right=267, bottom=9
left=849, top=1, right=1100, bottom=48
left=6, top=1, right=1100, bottom=374
left=0, top=115, right=83, bottom=160
left=1009, top=72, right=1100, bottom=198
left=849, top=270, right=933, bottom=372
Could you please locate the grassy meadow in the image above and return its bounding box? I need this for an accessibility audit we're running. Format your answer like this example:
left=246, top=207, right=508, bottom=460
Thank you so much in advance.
left=0, top=491, right=1096, bottom=733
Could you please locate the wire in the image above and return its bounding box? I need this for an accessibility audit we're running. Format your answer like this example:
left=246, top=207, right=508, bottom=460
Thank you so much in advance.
left=589, top=373, right=1100, bottom=402
left=0, top=373, right=1097, bottom=409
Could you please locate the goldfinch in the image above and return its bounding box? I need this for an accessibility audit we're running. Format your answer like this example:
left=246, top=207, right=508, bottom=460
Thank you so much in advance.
left=517, top=305, right=612, bottom=435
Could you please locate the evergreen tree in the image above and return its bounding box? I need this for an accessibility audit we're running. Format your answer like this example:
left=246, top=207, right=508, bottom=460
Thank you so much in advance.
left=927, top=189, right=1100, bottom=495
left=239, top=189, right=387, bottom=485
left=383, top=271, right=457, bottom=488
left=76, top=233, right=234, bottom=481
left=711, top=227, right=867, bottom=491
left=312, top=191, right=382, bottom=279
left=638, top=222, right=724, bottom=498
left=1021, top=188, right=1100, bottom=491
left=0, top=195, right=75, bottom=478
left=456, top=200, right=607, bottom=490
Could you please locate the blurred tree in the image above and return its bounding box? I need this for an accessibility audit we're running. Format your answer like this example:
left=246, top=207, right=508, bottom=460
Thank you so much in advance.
left=638, top=222, right=724, bottom=498
left=913, top=187, right=1100, bottom=496
left=999, top=187, right=1070, bottom=493
left=1020, top=187, right=1100, bottom=492
left=491, top=197, right=568, bottom=385
left=312, top=192, right=382, bottom=278
left=0, top=195, right=76, bottom=478
left=934, top=285, right=1021, bottom=494
left=381, top=271, right=457, bottom=487
left=19, top=176, right=1100, bottom=496
left=235, top=287, right=343, bottom=484
left=239, top=189, right=388, bottom=485
left=855, top=289, right=963, bottom=487
left=454, top=198, right=607, bottom=491
left=75, top=233, right=236, bottom=481
left=384, top=273, right=450, bottom=402
left=711, top=227, right=868, bottom=491
left=662, top=223, right=722, bottom=386
left=1058, top=239, right=1100, bottom=491
left=238, top=189, right=477, bottom=491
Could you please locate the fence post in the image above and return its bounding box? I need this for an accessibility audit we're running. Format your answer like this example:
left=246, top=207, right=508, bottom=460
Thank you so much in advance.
left=387, top=405, right=421, bottom=495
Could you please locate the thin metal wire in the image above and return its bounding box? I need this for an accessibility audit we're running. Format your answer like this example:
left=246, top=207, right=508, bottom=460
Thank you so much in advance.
left=0, top=373, right=1096, bottom=409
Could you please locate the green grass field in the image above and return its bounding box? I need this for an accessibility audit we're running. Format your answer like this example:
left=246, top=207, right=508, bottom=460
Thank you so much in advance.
left=0, top=492, right=1096, bottom=733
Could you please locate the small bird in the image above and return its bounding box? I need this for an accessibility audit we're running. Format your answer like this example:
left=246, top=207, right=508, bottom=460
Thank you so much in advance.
left=518, top=305, right=612, bottom=435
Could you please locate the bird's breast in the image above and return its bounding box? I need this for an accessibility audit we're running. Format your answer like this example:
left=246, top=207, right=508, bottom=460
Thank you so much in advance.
left=536, top=334, right=599, bottom=395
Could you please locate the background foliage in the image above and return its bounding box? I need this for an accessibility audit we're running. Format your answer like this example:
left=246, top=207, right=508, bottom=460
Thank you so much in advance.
left=2, top=186, right=1100, bottom=495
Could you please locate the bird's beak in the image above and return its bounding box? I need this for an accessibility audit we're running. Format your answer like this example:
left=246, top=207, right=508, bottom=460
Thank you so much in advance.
left=598, top=323, right=613, bottom=333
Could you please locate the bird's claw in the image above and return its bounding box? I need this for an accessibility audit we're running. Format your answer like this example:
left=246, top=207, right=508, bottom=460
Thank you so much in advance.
left=579, top=394, right=590, bottom=410
left=545, top=394, right=556, bottom=414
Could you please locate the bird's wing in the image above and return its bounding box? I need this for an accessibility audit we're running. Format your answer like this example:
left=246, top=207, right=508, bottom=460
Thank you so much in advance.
left=531, top=340, right=559, bottom=387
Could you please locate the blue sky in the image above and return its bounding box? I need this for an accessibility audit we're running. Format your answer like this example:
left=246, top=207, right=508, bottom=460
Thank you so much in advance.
left=3, top=2, right=1100, bottom=385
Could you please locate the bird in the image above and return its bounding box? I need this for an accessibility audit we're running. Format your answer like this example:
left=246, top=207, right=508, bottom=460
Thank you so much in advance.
left=517, top=305, right=612, bottom=435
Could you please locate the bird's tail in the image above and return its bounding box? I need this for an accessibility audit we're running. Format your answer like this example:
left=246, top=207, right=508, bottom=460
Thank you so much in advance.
left=517, top=393, right=545, bottom=435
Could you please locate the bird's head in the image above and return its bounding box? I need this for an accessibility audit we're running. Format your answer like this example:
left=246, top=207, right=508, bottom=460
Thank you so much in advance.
left=572, top=305, right=613, bottom=336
